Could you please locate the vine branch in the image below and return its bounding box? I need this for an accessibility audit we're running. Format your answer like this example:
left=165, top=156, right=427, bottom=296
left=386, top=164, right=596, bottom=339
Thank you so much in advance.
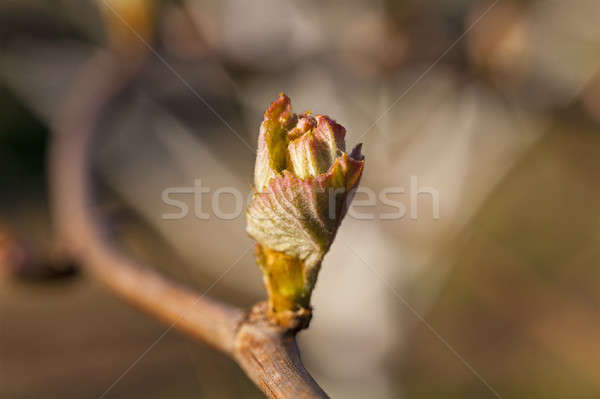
left=49, top=51, right=328, bottom=399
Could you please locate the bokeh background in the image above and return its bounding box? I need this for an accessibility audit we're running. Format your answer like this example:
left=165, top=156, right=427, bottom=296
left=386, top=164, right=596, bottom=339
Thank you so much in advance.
left=1, top=0, right=600, bottom=398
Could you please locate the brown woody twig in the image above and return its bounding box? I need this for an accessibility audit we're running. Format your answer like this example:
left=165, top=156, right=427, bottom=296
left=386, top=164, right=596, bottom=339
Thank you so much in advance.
left=49, top=51, right=328, bottom=399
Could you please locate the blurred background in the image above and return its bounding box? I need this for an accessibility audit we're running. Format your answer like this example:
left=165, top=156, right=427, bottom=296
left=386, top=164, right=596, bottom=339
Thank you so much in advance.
left=1, top=0, right=600, bottom=398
